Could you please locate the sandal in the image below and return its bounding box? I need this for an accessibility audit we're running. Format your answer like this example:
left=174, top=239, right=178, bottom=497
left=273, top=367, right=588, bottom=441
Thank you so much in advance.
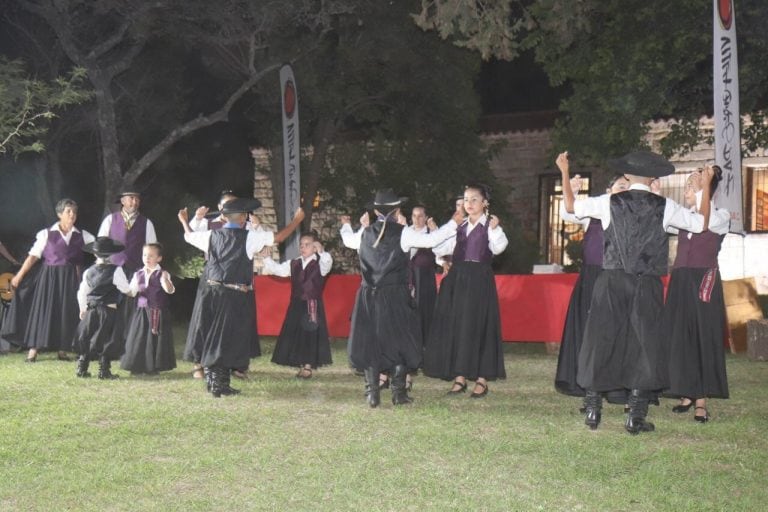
left=296, top=367, right=313, bottom=379
left=448, top=380, right=467, bottom=394
left=191, top=366, right=204, bottom=379
left=379, top=375, right=390, bottom=390
left=231, top=369, right=249, bottom=380
left=57, top=352, right=72, bottom=362
left=470, top=381, right=488, bottom=399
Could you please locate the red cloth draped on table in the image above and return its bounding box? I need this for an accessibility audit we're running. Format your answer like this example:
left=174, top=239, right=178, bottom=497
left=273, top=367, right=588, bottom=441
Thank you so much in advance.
left=255, top=274, right=595, bottom=342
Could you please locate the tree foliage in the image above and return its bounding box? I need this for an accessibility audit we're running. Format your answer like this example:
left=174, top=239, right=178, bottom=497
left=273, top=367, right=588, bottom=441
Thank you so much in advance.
left=0, top=57, right=90, bottom=155
left=415, top=0, right=768, bottom=162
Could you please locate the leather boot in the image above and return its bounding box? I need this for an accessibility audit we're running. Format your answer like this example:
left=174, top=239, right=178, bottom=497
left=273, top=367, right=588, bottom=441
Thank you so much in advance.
left=220, top=369, right=241, bottom=396
left=625, top=389, right=655, bottom=435
left=210, top=367, right=224, bottom=397
left=390, top=365, right=413, bottom=405
left=204, top=367, right=212, bottom=392
left=97, top=357, right=118, bottom=380
left=363, top=367, right=380, bottom=408
left=584, top=390, right=602, bottom=430
left=76, top=355, right=91, bottom=378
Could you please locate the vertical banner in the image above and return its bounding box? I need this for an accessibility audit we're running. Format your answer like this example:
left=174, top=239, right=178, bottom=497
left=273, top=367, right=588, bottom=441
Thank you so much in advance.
left=713, top=0, right=743, bottom=232
left=280, top=64, right=301, bottom=258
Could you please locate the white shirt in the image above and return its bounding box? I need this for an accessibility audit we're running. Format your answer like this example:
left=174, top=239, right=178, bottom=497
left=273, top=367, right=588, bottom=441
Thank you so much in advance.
left=340, top=219, right=458, bottom=253
left=432, top=215, right=509, bottom=257
left=262, top=252, right=333, bottom=277
left=76, top=263, right=131, bottom=311
left=183, top=227, right=275, bottom=259
left=405, top=225, right=430, bottom=258
left=98, top=212, right=158, bottom=243
left=129, top=265, right=176, bottom=295
left=29, top=224, right=95, bottom=258
left=573, top=184, right=705, bottom=233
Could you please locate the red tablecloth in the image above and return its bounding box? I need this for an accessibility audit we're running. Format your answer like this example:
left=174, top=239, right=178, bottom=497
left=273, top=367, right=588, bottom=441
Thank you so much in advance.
left=254, top=274, right=581, bottom=342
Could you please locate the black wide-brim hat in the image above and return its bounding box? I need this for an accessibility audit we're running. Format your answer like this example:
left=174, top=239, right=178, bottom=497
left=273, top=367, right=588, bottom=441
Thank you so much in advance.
left=607, top=151, right=675, bottom=178
left=115, top=189, right=142, bottom=203
left=83, top=236, right=125, bottom=256
left=365, top=189, right=408, bottom=210
left=219, top=197, right=262, bottom=215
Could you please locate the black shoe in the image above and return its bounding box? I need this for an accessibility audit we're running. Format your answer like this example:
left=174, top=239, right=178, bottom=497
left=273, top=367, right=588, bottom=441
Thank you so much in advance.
left=694, top=406, right=710, bottom=423
left=391, top=365, right=413, bottom=405
left=469, top=382, right=488, bottom=399
left=672, top=399, right=694, bottom=413
left=97, top=358, right=119, bottom=380
left=76, top=356, right=91, bottom=378
left=583, top=391, right=602, bottom=430
left=448, top=380, right=467, bottom=395
left=625, top=416, right=656, bottom=435
left=363, top=367, right=380, bottom=408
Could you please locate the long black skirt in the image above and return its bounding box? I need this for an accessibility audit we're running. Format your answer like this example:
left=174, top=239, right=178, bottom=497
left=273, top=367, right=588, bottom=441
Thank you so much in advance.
left=24, top=264, right=80, bottom=351
left=183, top=277, right=205, bottom=363
left=73, top=305, right=125, bottom=359
left=555, top=264, right=601, bottom=397
left=423, top=261, right=505, bottom=382
left=412, top=266, right=437, bottom=344
left=121, top=307, right=176, bottom=373
left=198, top=284, right=259, bottom=369
left=271, top=298, right=332, bottom=369
left=664, top=268, right=729, bottom=400
left=347, top=283, right=422, bottom=372
left=577, top=270, right=668, bottom=392
left=0, top=264, right=40, bottom=346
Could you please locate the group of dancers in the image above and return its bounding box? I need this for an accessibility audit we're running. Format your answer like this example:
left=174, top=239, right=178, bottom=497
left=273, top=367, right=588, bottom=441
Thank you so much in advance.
left=554, top=150, right=729, bottom=434
left=0, top=149, right=731, bottom=432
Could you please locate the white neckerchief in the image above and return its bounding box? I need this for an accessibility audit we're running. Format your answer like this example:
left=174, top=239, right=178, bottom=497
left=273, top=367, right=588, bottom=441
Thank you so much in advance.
left=465, top=214, right=488, bottom=235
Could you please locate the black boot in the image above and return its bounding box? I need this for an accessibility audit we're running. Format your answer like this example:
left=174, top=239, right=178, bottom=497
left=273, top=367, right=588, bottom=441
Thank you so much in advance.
left=584, top=390, right=602, bottom=430
left=97, top=357, right=118, bottom=380
left=220, top=369, right=240, bottom=396
left=625, top=389, right=655, bottom=435
left=363, top=367, right=380, bottom=408
left=76, top=355, right=91, bottom=378
left=204, top=367, right=212, bottom=392
left=390, top=365, right=413, bottom=405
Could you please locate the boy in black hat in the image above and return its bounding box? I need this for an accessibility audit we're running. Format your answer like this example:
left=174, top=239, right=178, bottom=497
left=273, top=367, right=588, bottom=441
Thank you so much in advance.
left=73, top=237, right=132, bottom=379
left=340, top=189, right=462, bottom=407
left=559, top=150, right=715, bottom=434
left=178, top=199, right=304, bottom=397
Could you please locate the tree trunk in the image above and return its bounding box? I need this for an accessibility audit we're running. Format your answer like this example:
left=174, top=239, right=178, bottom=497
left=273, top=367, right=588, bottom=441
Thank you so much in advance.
left=302, top=118, right=336, bottom=232
left=92, top=75, right=126, bottom=216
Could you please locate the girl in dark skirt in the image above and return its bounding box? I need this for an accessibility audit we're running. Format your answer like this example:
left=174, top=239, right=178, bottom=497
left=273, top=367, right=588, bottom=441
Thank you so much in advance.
left=555, top=174, right=629, bottom=400
left=10, top=199, right=95, bottom=362
left=423, top=184, right=509, bottom=398
left=263, top=233, right=333, bottom=378
left=121, top=243, right=176, bottom=375
left=664, top=166, right=730, bottom=423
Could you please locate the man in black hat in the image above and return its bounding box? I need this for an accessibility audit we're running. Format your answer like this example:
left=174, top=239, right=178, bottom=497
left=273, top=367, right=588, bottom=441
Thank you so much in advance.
left=340, top=189, right=462, bottom=407
left=559, top=150, right=715, bottom=434
left=178, top=199, right=304, bottom=397
left=73, top=237, right=132, bottom=379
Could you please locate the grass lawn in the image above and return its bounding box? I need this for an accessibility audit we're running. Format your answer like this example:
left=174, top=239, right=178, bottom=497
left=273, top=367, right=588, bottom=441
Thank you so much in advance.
left=1, top=334, right=766, bottom=511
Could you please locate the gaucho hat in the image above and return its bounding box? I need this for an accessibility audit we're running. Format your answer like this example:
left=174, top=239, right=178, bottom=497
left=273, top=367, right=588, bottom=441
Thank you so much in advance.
left=83, top=237, right=125, bottom=257
left=608, top=151, right=675, bottom=178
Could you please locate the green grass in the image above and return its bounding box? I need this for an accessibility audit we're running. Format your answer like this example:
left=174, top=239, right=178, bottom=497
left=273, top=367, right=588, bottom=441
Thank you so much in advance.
left=0, top=336, right=766, bottom=511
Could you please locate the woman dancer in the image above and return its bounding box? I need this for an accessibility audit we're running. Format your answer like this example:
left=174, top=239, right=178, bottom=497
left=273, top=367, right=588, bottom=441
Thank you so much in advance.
left=424, top=184, right=509, bottom=398
left=665, top=166, right=730, bottom=423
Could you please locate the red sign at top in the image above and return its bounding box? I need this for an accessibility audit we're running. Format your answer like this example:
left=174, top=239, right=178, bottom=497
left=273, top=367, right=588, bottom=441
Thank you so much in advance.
left=718, top=0, right=733, bottom=30
left=283, top=80, right=296, bottom=119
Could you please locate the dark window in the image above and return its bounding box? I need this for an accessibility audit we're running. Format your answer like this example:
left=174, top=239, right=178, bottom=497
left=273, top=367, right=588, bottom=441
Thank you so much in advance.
left=540, top=173, right=591, bottom=265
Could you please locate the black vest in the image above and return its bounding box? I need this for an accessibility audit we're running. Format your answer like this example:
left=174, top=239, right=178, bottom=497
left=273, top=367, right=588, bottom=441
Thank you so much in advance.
left=603, top=190, right=668, bottom=276
left=206, top=229, right=252, bottom=284
left=358, top=221, right=408, bottom=288
left=86, top=264, right=121, bottom=306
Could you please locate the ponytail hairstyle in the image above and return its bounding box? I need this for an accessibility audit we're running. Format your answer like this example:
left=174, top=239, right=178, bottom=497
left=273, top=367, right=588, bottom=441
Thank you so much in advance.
left=710, top=165, right=724, bottom=195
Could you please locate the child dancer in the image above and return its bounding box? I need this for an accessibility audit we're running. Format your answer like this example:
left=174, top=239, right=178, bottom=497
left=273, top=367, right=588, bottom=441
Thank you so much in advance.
left=262, top=232, right=333, bottom=378
left=178, top=199, right=304, bottom=397
left=121, top=243, right=176, bottom=375
left=424, top=184, right=509, bottom=398
left=73, top=237, right=132, bottom=379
